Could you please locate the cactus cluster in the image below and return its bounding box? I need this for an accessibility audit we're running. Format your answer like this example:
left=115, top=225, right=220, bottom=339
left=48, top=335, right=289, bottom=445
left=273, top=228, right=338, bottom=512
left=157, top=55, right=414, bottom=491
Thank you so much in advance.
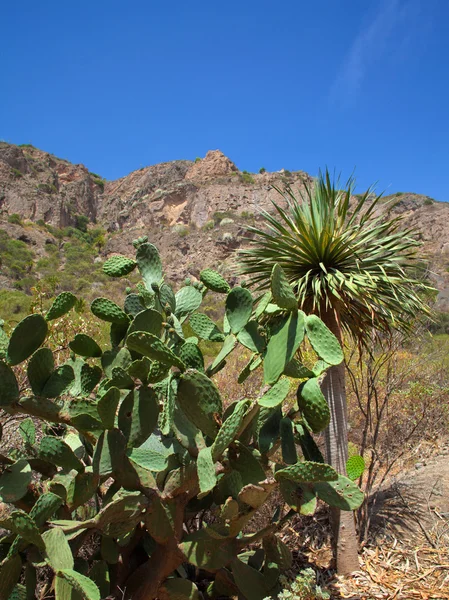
left=0, top=251, right=363, bottom=600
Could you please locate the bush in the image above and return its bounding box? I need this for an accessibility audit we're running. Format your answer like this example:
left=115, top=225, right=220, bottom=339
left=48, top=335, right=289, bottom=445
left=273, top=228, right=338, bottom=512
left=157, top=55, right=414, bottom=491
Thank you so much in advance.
left=7, top=213, right=23, bottom=226
left=241, top=170, right=255, bottom=184
left=0, top=241, right=363, bottom=599
left=0, top=230, right=34, bottom=282
left=194, top=157, right=201, bottom=163
left=259, top=167, right=266, bottom=174
left=424, top=197, right=434, bottom=205
left=10, top=168, right=23, bottom=178
left=74, top=214, right=89, bottom=233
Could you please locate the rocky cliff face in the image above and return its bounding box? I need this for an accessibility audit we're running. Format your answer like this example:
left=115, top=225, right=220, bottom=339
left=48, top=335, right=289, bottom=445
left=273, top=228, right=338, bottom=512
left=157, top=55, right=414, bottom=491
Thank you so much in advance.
left=1, top=143, right=449, bottom=308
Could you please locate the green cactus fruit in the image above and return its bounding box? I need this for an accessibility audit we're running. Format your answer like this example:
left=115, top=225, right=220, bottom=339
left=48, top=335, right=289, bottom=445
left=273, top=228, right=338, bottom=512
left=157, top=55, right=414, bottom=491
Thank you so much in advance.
left=0, top=458, right=31, bottom=502
left=46, top=291, right=77, bottom=321
left=127, top=308, right=163, bottom=337
left=199, top=268, right=231, bottom=294
left=160, top=283, right=176, bottom=312
left=0, top=509, right=44, bottom=550
left=68, top=333, right=102, bottom=358
left=127, top=331, right=185, bottom=370
left=180, top=529, right=237, bottom=570
left=295, top=423, right=324, bottom=463
left=283, top=357, right=315, bottom=379
left=27, top=347, right=54, bottom=395
left=118, top=387, right=159, bottom=447
left=174, top=286, right=203, bottom=322
left=136, top=242, right=163, bottom=289
left=102, top=254, right=137, bottom=277
left=161, top=578, right=201, bottom=600
left=263, top=310, right=305, bottom=384
left=39, top=364, right=75, bottom=399
left=19, top=417, right=36, bottom=446
left=110, top=321, right=129, bottom=347
left=124, top=293, right=146, bottom=316
left=101, top=347, right=132, bottom=379
left=42, top=527, right=74, bottom=570
left=39, top=436, right=84, bottom=472
left=91, top=297, right=130, bottom=325
left=275, top=461, right=338, bottom=484
left=207, top=334, right=236, bottom=375
left=56, top=569, right=100, bottom=600
left=314, top=474, right=364, bottom=510
left=279, top=479, right=317, bottom=515
left=296, top=377, right=330, bottom=433
left=258, top=406, right=282, bottom=455
left=346, top=455, right=365, bottom=481
left=93, top=429, right=127, bottom=477
left=97, top=386, right=120, bottom=429
left=0, top=360, right=19, bottom=407
left=258, top=377, right=291, bottom=408
left=189, top=312, right=225, bottom=342
left=197, top=446, right=217, bottom=495
left=179, top=342, right=204, bottom=371
left=305, top=314, right=344, bottom=366
left=211, top=399, right=249, bottom=461
left=225, top=287, right=253, bottom=334
left=177, top=369, right=222, bottom=438
left=280, top=417, right=297, bottom=464
left=237, top=320, right=266, bottom=353
left=270, top=264, right=297, bottom=310
left=7, top=314, right=48, bottom=365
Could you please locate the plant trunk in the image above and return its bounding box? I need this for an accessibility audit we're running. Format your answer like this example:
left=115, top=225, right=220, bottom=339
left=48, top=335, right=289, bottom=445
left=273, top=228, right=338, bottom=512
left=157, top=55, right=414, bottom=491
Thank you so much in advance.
left=321, top=309, right=360, bottom=575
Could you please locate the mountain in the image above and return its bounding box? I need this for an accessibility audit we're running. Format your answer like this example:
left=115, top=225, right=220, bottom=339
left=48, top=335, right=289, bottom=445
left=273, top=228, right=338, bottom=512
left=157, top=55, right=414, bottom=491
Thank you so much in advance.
left=1, top=142, right=448, bottom=313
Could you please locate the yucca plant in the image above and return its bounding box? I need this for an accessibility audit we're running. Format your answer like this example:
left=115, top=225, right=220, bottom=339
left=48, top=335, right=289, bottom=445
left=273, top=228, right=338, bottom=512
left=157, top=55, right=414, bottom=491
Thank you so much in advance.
left=240, top=170, right=433, bottom=574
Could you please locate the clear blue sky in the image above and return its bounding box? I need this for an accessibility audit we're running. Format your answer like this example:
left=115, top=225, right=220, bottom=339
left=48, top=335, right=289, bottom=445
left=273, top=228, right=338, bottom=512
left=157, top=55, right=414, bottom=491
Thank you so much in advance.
left=1, top=1, right=448, bottom=200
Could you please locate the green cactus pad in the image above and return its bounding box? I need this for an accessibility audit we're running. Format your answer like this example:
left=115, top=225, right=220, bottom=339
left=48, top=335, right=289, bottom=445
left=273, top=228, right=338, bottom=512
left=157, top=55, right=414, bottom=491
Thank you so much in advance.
left=314, top=474, right=364, bottom=510
left=39, top=436, right=84, bottom=472
left=172, top=403, right=206, bottom=455
left=27, top=347, right=54, bottom=395
left=0, top=458, right=32, bottom=502
left=56, top=569, right=100, bottom=600
left=19, top=418, right=36, bottom=445
left=312, top=359, right=331, bottom=376
left=0, top=509, right=44, bottom=550
left=118, top=387, right=159, bottom=447
left=91, top=298, right=130, bottom=325
left=162, top=578, right=201, bottom=600
left=257, top=406, right=282, bottom=455
left=180, top=529, right=237, bottom=570
left=231, top=558, right=273, bottom=600
left=68, top=333, right=102, bottom=358
left=295, top=423, right=324, bottom=463
left=103, top=255, right=137, bottom=277
left=199, top=268, right=231, bottom=294
left=101, top=347, right=132, bottom=379
left=126, top=445, right=169, bottom=473
left=280, top=417, right=297, bottom=464
left=66, top=471, right=100, bottom=511
left=92, top=429, right=127, bottom=477
left=42, top=527, right=74, bottom=570
left=279, top=479, right=317, bottom=515
left=296, top=377, right=330, bottom=433
left=179, top=342, right=205, bottom=371
left=207, top=334, right=236, bottom=374
left=211, top=399, right=249, bottom=461
left=41, top=365, right=75, bottom=398
left=175, top=286, right=203, bottom=322
left=197, top=446, right=217, bottom=495
left=0, top=324, right=8, bottom=360
left=46, top=291, right=77, bottom=321
left=127, top=308, right=163, bottom=337
left=283, top=357, right=315, bottom=379
left=263, top=310, right=305, bottom=384
left=127, top=331, right=185, bottom=370
left=7, top=314, right=48, bottom=365
left=346, top=455, right=365, bottom=481
left=230, top=442, right=266, bottom=486
left=159, top=282, right=177, bottom=312
left=189, top=313, right=225, bottom=342
left=29, top=492, right=64, bottom=527
left=270, top=264, right=297, bottom=310
left=97, top=386, right=120, bottom=429
left=0, top=360, right=19, bottom=407
left=305, top=314, right=344, bottom=366
left=225, top=287, right=253, bottom=334
left=177, top=369, right=222, bottom=438
left=110, top=321, right=129, bottom=347
left=275, top=461, right=338, bottom=484
left=136, top=242, right=163, bottom=289
left=258, top=377, right=291, bottom=408
left=237, top=320, right=266, bottom=353
left=124, top=293, right=146, bottom=316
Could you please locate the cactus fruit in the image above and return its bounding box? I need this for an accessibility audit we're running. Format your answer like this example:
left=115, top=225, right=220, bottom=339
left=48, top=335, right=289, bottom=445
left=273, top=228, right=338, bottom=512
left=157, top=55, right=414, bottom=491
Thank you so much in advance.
left=7, top=314, right=48, bottom=365
left=91, top=298, right=130, bottom=325
left=46, top=291, right=77, bottom=321
left=296, top=377, right=330, bottom=433
left=270, top=264, right=297, bottom=310
left=258, top=377, right=290, bottom=408
left=263, top=310, right=305, bottom=384
left=275, top=461, right=338, bottom=484
left=175, top=286, right=203, bottom=321
left=0, top=360, right=19, bottom=407
left=346, top=455, right=365, bottom=481
left=126, top=331, right=185, bottom=370
left=69, top=333, right=102, bottom=358
left=177, top=369, right=222, bottom=438
left=225, top=287, right=253, bottom=334
left=103, top=255, right=137, bottom=277
left=124, top=293, right=146, bottom=316
left=304, top=314, right=344, bottom=366
left=136, top=242, right=163, bottom=289
left=189, top=312, right=225, bottom=342
left=314, top=474, right=364, bottom=510
left=0, top=458, right=32, bottom=502
left=199, top=268, right=231, bottom=294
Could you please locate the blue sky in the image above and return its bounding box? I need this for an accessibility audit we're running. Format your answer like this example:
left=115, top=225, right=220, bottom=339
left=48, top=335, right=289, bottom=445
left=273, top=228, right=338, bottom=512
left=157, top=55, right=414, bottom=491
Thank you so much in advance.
left=1, top=0, right=448, bottom=200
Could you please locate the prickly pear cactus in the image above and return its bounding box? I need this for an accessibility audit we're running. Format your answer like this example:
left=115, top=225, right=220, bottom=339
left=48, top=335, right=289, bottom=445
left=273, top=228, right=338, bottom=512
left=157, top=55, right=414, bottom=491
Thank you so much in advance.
left=0, top=244, right=363, bottom=600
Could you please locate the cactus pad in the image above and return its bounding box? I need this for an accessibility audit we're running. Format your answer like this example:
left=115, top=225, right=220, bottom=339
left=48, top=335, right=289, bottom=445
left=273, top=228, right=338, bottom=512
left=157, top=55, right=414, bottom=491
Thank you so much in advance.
left=136, top=242, right=163, bottom=289
left=97, top=386, right=120, bottom=429
left=118, top=387, right=159, bottom=447
left=314, top=474, right=364, bottom=510
left=39, top=436, right=84, bottom=472
left=263, top=310, right=305, bottom=384
left=56, top=569, right=100, bottom=600
left=197, top=446, right=217, bottom=495
left=270, top=264, right=297, bottom=310
left=27, top=347, right=54, bottom=395
left=127, top=331, right=185, bottom=370
left=211, top=399, right=249, bottom=460
left=179, top=342, right=205, bottom=371
left=177, top=369, right=222, bottom=438
left=275, top=461, right=338, bottom=484
left=199, top=268, right=230, bottom=294
left=46, top=291, right=77, bottom=321
left=225, top=287, right=253, bottom=334
left=305, top=314, right=344, bottom=365
left=346, top=455, right=365, bottom=481
left=0, top=360, right=19, bottom=407
left=128, top=308, right=163, bottom=337
left=280, top=417, right=297, bottom=464
left=91, top=298, right=130, bottom=325
left=41, top=364, right=75, bottom=398
left=103, top=255, right=137, bottom=277
left=0, top=458, right=32, bottom=502
left=296, top=377, right=330, bottom=433
left=162, top=578, right=201, bottom=600
left=69, top=333, right=102, bottom=358
left=124, top=293, right=146, bottom=316
left=7, top=314, right=48, bottom=365
left=258, top=377, right=290, bottom=408
left=189, top=313, right=225, bottom=342
left=175, top=286, right=203, bottom=321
